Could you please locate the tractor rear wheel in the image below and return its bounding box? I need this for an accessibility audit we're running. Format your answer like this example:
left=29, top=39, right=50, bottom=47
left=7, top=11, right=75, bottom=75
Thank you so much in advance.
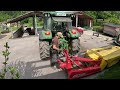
left=39, top=41, right=50, bottom=60
left=71, top=39, right=80, bottom=55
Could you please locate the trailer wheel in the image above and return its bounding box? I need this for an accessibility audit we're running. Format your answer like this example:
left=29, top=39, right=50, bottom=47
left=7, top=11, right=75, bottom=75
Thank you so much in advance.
left=71, top=39, right=80, bottom=55
left=39, top=41, right=50, bottom=60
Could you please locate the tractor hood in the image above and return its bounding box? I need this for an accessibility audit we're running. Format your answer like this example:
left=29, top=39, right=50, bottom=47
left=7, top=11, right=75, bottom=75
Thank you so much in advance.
left=52, top=17, right=72, bottom=22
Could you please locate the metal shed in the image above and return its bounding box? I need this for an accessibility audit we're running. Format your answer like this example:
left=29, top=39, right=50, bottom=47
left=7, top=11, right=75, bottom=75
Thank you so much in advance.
left=72, top=11, right=93, bottom=28
left=103, top=23, right=120, bottom=36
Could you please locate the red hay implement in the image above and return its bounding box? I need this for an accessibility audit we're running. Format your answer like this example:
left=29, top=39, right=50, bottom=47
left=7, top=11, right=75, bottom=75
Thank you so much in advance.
left=57, top=49, right=101, bottom=79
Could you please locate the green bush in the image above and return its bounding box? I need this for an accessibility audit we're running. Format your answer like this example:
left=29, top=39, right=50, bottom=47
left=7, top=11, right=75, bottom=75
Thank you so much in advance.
left=83, top=26, right=92, bottom=30
left=1, top=30, right=10, bottom=34
left=21, top=18, right=29, bottom=24
left=108, top=18, right=120, bottom=24
left=93, top=26, right=103, bottom=33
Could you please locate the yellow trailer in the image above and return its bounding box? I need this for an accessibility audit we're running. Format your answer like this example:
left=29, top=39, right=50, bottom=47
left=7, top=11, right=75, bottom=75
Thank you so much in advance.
left=85, top=46, right=120, bottom=70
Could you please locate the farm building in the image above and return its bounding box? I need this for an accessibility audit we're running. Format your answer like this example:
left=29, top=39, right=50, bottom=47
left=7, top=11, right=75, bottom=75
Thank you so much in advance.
left=72, top=11, right=93, bottom=28
left=103, top=23, right=120, bottom=36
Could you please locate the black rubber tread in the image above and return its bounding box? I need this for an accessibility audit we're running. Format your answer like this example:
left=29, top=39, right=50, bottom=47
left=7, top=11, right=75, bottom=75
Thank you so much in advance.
left=39, top=41, right=50, bottom=60
left=71, top=39, right=80, bottom=55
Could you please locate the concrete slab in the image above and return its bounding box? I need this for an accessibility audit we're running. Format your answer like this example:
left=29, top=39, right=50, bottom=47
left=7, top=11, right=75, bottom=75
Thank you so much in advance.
left=80, top=30, right=114, bottom=50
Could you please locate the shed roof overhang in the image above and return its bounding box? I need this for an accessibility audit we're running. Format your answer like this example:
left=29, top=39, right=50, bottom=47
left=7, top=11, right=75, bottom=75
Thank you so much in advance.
left=104, top=23, right=120, bottom=28
left=78, top=14, right=93, bottom=20
left=73, top=11, right=93, bottom=20
left=7, top=11, right=44, bottom=23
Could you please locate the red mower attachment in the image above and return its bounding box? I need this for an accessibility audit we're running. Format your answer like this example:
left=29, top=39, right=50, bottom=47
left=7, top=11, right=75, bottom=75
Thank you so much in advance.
left=57, top=49, right=101, bottom=79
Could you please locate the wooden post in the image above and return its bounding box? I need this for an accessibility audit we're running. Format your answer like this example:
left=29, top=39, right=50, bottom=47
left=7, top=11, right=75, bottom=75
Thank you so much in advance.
left=17, top=22, right=18, bottom=28
left=10, top=23, right=13, bottom=38
left=33, top=14, right=37, bottom=35
left=90, top=20, right=92, bottom=28
left=33, top=15, right=35, bottom=35
left=76, top=15, right=78, bottom=27
left=35, top=14, right=37, bottom=35
left=1, top=23, right=4, bottom=31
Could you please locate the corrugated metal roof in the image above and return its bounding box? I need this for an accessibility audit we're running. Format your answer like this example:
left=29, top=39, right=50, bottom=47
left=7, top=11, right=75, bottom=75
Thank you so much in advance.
left=103, top=23, right=120, bottom=28
left=52, top=17, right=72, bottom=22
left=7, top=11, right=43, bottom=23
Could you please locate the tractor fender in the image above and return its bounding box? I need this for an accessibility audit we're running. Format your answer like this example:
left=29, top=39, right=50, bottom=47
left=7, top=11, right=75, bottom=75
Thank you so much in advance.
left=39, top=30, right=52, bottom=40
left=68, top=30, right=79, bottom=39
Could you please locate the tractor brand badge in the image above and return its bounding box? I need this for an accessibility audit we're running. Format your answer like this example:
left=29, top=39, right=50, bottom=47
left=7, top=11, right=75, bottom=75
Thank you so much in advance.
left=72, top=73, right=86, bottom=78
left=56, top=13, right=66, bottom=16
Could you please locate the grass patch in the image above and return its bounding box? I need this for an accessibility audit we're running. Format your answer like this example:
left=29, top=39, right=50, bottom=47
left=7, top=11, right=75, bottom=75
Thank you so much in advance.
left=93, top=25, right=103, bottom=33
left=1, top=30, right=10, bottom=34
left=97, top=61, right=120, bottom=79
left=83, top=26, right=92, bottom=30
left=12, top=26, right=19, bottom=31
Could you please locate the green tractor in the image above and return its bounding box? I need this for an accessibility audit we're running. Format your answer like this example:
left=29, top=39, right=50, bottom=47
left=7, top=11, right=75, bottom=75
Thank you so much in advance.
left=39, top=11, right=80, bottom=60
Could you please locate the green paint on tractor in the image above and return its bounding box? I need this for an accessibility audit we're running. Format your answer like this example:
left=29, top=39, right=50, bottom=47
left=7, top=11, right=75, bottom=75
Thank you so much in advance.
left=42, top=31, right=52, bottom=39
left=68, top=30, right=79, bottom=38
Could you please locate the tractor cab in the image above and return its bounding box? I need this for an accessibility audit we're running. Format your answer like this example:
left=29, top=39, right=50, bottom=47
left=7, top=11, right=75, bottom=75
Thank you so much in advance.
left=43, top=12, right=73, bottom=37
left=52, top=17, right=72, bottom=37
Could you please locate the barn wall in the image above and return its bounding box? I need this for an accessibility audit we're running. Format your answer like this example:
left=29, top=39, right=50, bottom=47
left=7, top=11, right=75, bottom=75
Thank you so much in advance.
left=71, top=13, right=93, bottom=27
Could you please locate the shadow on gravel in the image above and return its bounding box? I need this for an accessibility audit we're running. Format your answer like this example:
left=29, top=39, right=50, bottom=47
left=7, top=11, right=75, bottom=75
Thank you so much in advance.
left=0, top=35, right=7, bottom=39
left=8, top=59, right=67, bottom=79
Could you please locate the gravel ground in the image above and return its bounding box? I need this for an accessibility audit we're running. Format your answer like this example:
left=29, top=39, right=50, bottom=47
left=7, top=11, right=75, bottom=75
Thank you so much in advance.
left=0, top=35, right=66, bottom=79
left=0, top=31, right=114, bottom=79
left=80, top=30, right=114, bottom=50
left=0, top=35, right=7, bottom=39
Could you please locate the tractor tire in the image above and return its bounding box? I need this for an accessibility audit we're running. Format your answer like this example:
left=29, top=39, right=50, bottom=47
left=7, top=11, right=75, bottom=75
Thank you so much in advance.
left=71, top=39, right=80, bottom=55
left=39, top=41, right=50, bottom=60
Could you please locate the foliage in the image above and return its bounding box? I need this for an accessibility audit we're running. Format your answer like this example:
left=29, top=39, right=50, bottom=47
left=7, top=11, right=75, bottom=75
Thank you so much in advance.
left=85, top=11, right=120, bottom=25
left=1, top=30, right=10, bottom=34
left=0, top=11, right=28, bottom=22
left=22, top=17, right=43, bottom=27
left=0, top=42, right=20, bottom=79
left=97, top=61, right=120, bottom=79
left=107, top=17, right=120, bottom=24
left=93, top=26, right=103, bottom=33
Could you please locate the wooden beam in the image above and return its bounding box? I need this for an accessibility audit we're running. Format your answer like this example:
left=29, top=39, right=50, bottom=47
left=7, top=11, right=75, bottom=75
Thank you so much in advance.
left=33, top=16, right=35, bottom=33
left=10, top=23, right=13, bottom=38
left=1, top=23, right=4, bottom=31
left=76, top=15, right=78, bottom=27
left=35, top=14, right=37, bottom=35
left=17, top=22, right=18, bottom=28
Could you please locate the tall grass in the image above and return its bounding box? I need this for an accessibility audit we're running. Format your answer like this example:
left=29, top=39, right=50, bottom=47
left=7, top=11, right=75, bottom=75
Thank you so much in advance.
left=97, top=61, right=120, bottom=79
